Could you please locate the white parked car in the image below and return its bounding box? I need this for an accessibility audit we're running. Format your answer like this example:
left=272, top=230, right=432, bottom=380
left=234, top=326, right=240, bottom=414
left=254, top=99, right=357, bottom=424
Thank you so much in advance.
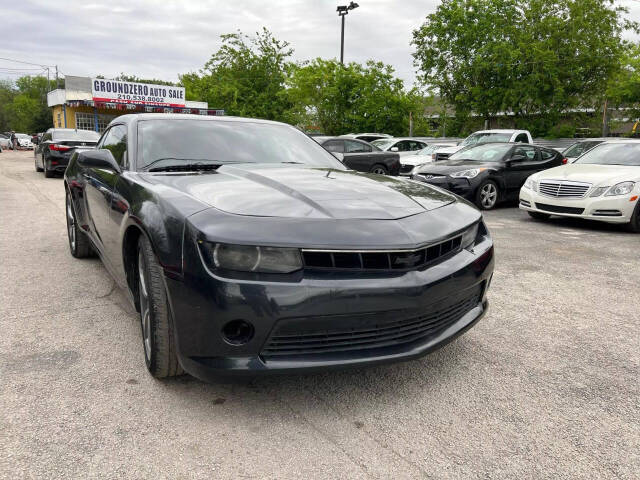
left=0, top=134, right=10, bottom=150
left=371, top=137, right=429, bottom=158
left=519, top=140, right=640, bottom=232
left=432, top=129, right=533, bottom=162
left=14, top=133, right=34, bottom=149
left=399, top=143, right=457, bottom=176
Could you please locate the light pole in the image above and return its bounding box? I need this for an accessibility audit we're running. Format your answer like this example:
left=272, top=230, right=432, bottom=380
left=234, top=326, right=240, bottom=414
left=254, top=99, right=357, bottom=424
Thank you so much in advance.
left=337, top=2, right=359, bottom=64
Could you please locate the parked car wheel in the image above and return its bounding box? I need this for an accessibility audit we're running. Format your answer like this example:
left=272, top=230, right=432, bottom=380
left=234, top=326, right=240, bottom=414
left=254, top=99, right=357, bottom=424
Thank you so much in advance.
left=626, top=201, right=640, bottom=233
left=43, top=154, right=54, bottom=178
left=475, top=180, right=499, bottom=210
left=528, top=211, right=551, bottom=221
left=66, top=191, right=93, bottom=258
left=370, top=164, right=388, bottom=175
left=137, top=235, right=183, bottom=378
left=35, top=155, right=43, bottom=172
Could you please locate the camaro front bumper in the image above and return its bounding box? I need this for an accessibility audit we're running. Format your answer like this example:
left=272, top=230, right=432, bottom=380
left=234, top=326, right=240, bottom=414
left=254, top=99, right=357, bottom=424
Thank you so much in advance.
left=519, top=187, right=638, bottom=224
left=163, top=236, right=494, bottom=380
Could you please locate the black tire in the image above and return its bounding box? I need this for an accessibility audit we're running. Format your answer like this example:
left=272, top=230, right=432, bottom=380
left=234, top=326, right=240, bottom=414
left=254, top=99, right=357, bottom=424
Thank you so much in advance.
left=475, top=180, right=500, bottom=210
left=369, top=164, right=388, bottom=175
left=528, top=211, right=551, bottom=221
left=66, top=190, right=93, bottom=258
left=626, top=201, right=640, bottom=233
left=44, top=154, right=54, bottom=178
left=137, top=235, right=183, bottom=378
left=35, top=155, right=43, bottom=172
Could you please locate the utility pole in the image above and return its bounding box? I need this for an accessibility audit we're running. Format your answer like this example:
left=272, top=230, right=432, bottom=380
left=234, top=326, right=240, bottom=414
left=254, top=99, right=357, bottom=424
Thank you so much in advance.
left=337, top=2, right=359, bottom=64
left=55, top=65, right=59, bottom=89
left=46, top=67, right=50, bottom=91
left=602, top=98, right=609, bottom=137
left=409, top=111, right=413, bottom=137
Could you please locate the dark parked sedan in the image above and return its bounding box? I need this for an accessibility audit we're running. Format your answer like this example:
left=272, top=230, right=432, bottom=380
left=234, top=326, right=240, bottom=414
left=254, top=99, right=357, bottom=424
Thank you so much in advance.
left=36, top=128, right=100, bottom=177
left=315, top=136, right=401, bottom=175
left=411, top=143, right=564, bottom=209
left=64, top=114, right=494, bottom=381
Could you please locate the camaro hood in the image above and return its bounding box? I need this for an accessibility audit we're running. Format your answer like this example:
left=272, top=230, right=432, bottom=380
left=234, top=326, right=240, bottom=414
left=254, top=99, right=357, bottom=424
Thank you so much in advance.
left=416, top=160, right=499, bottom=175
left=141, top=165, right=456, bottom=220
left=532, top=163, right=640, bottom=185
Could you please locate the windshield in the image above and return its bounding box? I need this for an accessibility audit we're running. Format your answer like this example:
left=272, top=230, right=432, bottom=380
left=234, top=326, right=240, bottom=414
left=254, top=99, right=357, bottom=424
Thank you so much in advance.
left=137, top=119, right=344, bottom=170
left=52, top=130, right=100, bottom=141
left=371, top=139, right=395, bottom=149
left=461, top=132, right=512, bottom=146
left=574, top=142, right=640, bottom=166
left=449, top=143, right=513, bottom=162
left=563, top=141, right=601, bottom=158
left=417, top=144, right=453, bottom=155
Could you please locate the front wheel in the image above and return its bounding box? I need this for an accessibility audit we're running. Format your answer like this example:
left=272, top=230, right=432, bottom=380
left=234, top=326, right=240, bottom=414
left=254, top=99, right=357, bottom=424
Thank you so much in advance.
left=137, top=236, right=183, bottom=378
left=66, top=191, right=93, bottom=258
left=528, top=211, right=551, bottom=221
left=475, top=180, right=499, bottom=210
left=370, top=164, right=388, bottom=175
left=626, top=201, right=640, bottom=233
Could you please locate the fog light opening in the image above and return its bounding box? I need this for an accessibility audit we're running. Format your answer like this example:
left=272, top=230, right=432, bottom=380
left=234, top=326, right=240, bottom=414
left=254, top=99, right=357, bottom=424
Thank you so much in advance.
left=222, top=320, right=255, bottom=346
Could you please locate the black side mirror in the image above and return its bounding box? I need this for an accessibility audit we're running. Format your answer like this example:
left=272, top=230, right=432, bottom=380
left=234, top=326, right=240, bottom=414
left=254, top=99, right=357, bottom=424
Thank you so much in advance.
left=78, top=149, right=121, bottom=173
left=331, top=152, right=345, bottom=162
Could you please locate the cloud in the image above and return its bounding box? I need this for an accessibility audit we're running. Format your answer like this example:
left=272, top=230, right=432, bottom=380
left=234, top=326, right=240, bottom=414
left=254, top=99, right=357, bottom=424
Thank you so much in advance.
left=2, top=0, right=639, bottom=89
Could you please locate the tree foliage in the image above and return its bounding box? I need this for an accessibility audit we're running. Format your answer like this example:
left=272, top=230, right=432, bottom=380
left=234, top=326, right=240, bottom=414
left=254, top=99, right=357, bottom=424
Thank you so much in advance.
left=180, top=28, right=294, bottom=121
left=412, top=0, right=636, bottom=123
left=0, top=76, right=55, bottom=133
left=607, top=43, right=640, bottom=107
left=287, top=59, right=429, bottom=136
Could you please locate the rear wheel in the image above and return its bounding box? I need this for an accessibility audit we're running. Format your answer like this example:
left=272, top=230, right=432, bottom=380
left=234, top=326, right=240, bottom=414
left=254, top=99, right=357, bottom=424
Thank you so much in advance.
left=370, top=164, right=388, bottom=175
left=528, top=211, right=551, bottom=221
left=66, top=191, right=92, bottom=258
left=626, top=201, right=640, bottom=233
left=475, top=180, right=499, bottom=210
left=35, top=155, right=43, bottom=172
left=44, top=154, right=54, bottom=178
left=137, top=236, right=183, bottom=378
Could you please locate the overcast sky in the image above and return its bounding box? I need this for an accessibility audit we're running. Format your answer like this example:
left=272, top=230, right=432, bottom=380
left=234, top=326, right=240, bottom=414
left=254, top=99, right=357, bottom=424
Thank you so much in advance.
left=3, top=0, right=640, bottom=89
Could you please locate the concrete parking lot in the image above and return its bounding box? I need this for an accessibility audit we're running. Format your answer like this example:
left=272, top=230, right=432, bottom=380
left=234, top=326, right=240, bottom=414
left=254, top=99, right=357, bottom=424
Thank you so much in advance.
left=1, top=149, right=638, bottom=479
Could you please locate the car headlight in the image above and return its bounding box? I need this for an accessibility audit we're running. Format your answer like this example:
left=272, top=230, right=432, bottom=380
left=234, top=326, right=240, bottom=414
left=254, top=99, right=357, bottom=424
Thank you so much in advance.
left=202, top=243, right=302, bottom=273
left=450, top=168, right=485, bottom=179
left=523, top=177, right=537, bottom=191
left=589, top=186, right=609, bottom=197
left=605, top=181, right=635, bottom=196
left=410, top=163, right=427, bottom=175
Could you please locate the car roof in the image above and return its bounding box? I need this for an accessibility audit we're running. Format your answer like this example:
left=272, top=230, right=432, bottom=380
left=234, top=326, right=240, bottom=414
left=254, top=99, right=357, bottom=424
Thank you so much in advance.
left=110, top=113, right=288, bottom=127
left=471, top=129, right=527, bottom=134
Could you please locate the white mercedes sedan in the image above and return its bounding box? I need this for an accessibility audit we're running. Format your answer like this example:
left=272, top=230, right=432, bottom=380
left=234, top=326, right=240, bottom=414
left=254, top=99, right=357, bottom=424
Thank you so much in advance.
left=519, top=140, right=640, bottom=232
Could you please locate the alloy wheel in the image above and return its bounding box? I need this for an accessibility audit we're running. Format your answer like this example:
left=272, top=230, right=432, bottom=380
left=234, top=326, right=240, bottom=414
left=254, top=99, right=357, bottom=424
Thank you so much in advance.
left=66, top=194, right=76, bottom=252
left=480, top=183, right=497, bottom=209
left=138, top=250, right=152, bottom=361
left=372, top=167, right=386, bottom=175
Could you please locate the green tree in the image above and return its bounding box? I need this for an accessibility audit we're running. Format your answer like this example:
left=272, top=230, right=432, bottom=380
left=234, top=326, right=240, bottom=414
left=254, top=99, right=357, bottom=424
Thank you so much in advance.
left=180, top=28, right=294, bottom=121
left=412, top=0, right=636, bottom=131
left=287, top=59, right=427, bottom=136
left=607, top=43, right=640, bottom=108
left=0, top=76, right=54, bottom=133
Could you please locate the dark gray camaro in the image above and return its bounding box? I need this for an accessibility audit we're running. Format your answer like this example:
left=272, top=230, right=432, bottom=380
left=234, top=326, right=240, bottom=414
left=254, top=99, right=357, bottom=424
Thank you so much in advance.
left=64, top=114, right=494, bottom=381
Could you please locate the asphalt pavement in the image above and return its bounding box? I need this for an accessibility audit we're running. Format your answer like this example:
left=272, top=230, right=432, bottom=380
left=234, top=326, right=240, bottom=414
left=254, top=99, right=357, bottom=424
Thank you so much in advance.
left=1, top=149, right=638, bottom=479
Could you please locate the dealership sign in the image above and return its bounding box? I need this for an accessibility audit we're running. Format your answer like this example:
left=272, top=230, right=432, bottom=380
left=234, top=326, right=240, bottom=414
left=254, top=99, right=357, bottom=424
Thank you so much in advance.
left=91, top=78, right=186, bottom=107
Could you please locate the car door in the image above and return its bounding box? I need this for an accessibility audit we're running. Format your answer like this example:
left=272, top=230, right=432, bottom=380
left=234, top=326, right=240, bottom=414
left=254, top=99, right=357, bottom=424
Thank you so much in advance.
left=82, top=124, right=127, bottom=264
left=504, top=145, right=539, bottom=195
left=343, top=139, right=373, bottom=171
left=39, top=131, right=53, bottom=167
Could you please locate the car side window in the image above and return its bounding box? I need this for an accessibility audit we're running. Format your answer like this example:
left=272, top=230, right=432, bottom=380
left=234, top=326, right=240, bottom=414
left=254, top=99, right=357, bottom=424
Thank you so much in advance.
left=514, top=133, right=528, bottom=143
left=345, top=140, right=370, bottom=153
left=409, top=141, right=426, bottom=151
left=396, top=141, right=411, bottom=152
left=43, top=132, right=52, bottom=142
left=512, top=145, right=536, bottom=160
left=540, top=149, right=556, bottom=161
left=323, top=140, right=344, bottom=153
left=101, top=125, right=128, bottom=167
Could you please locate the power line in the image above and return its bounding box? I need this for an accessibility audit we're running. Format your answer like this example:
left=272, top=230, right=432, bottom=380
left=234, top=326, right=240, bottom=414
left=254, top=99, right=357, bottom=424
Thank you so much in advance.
left=0, top=56, right=55, bottom=68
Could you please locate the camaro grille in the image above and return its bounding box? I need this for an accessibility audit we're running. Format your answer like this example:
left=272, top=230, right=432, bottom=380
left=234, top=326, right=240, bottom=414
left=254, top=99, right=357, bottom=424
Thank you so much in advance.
left=261, top=287, right=482, bottom=357
left=302, top=235, right=463, bottom=272
left=538, top=180, right=591, bottom=198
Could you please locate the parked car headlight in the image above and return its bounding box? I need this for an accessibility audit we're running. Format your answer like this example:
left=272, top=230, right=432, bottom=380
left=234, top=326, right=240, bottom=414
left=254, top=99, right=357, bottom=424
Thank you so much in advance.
left=605, top=181, right=635, bottom=196
left=523, top=177, right=537, bottom=191
left=202, top=243, right=302, bottom=273
left=410, top=164, right=427, bottom=175
left=450, top=168, right=485, bottom=179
